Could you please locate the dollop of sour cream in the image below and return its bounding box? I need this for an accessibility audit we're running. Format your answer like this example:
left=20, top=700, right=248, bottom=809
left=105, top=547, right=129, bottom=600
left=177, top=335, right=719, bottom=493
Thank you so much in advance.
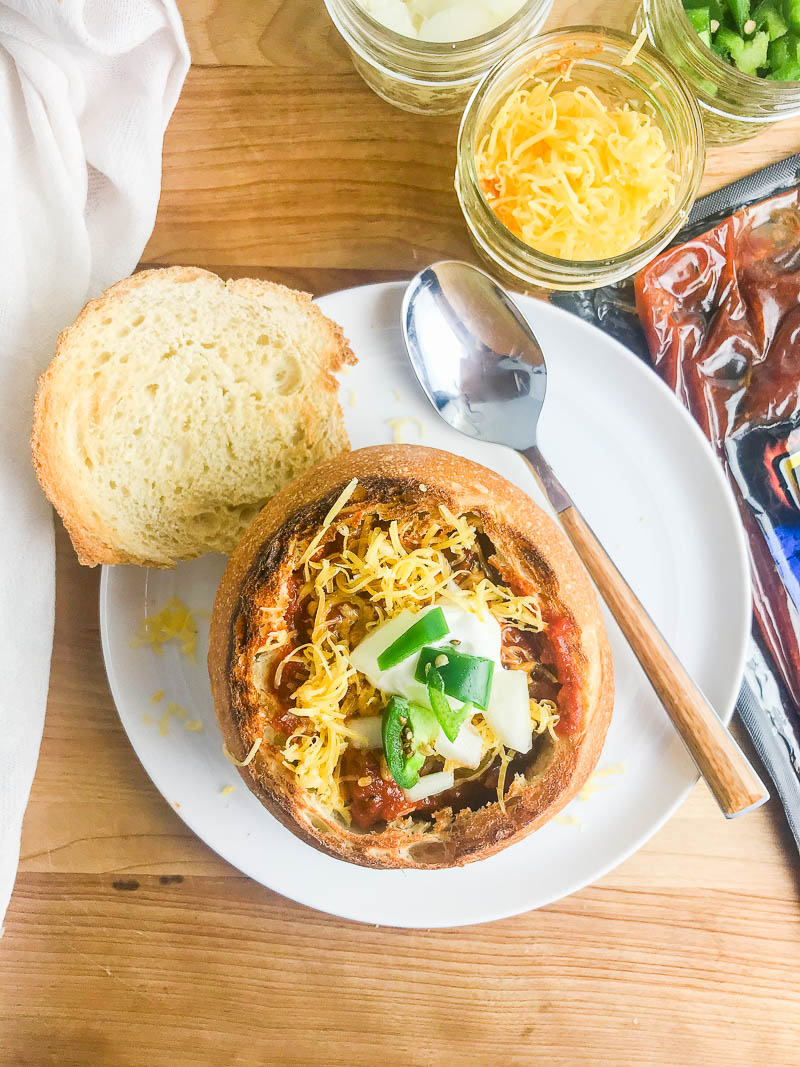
left=350, top=603, right=501, bottom=709
left=357, top=0, right=527, bottom=42
left=349, top=602, right=534, bottom=762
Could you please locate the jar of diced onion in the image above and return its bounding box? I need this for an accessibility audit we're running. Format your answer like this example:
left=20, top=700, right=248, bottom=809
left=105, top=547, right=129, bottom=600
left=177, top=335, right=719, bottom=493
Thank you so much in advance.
left=323, top=0, right=555, bottom=114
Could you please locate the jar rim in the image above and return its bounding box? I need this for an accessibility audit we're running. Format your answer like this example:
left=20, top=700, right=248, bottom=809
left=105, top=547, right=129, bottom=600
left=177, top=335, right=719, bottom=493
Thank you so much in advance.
left=456, top=25, right=705, bottom=281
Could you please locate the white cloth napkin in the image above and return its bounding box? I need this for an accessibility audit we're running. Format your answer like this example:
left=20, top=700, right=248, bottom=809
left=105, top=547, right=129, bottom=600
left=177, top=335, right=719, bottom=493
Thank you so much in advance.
left=0, top=0, right=189, bottom=927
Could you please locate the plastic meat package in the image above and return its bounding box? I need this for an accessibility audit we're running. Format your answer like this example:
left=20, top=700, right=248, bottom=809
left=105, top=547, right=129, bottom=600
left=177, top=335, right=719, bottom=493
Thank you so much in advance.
left=554, top=157, right=800, bottom=847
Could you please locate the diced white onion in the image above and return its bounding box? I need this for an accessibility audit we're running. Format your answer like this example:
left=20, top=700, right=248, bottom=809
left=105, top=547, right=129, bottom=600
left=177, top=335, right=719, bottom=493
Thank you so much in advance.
left=358, top=0, right=525, bottom=41
left=360, top=0, right=416, bottom=36
left=484, top=668, right=532, bottom=753
left=434, top=721, right=482, bottom=768
left=347, top=716, right=383, bottom=750
left=404, top=770, right=454, bottom=802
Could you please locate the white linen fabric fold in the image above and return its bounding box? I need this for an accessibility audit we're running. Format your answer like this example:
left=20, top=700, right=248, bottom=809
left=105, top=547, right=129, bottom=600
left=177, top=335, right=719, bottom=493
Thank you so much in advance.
left=0, top=0, right=189, bottom=928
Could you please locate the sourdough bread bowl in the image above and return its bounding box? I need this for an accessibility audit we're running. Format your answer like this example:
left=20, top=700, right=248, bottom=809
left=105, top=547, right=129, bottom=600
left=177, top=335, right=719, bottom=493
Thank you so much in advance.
left=209, top=444, right=614, bottom=869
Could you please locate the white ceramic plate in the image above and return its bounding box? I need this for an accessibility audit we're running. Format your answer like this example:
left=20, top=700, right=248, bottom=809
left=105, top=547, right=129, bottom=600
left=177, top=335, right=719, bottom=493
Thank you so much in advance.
left=100, top=282, right=750, bottom=928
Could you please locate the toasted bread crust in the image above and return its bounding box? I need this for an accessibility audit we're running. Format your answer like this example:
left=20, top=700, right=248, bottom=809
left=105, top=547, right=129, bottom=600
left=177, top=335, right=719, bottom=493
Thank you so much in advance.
left=31, top=266, right=355, bottom=568
left=209, top=445, right=614, bottom=869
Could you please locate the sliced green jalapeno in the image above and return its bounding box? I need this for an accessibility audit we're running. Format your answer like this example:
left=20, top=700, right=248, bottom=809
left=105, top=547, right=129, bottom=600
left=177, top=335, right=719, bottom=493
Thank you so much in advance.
left=377, top=607, right=449, bottom=671
left=415, top=646, right=494, bottom=711
left=381, top=696, right=437, bottom=789
left=426, top=666, right=471, bottom=742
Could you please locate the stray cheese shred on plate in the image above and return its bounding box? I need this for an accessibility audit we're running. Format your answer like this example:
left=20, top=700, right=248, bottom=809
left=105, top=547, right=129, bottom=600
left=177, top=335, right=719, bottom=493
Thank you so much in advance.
left=131, top=597, right=198, bottom=660
left=475, top=65, right=679, bottom=262
left=385, top=416, right=425, bottom=444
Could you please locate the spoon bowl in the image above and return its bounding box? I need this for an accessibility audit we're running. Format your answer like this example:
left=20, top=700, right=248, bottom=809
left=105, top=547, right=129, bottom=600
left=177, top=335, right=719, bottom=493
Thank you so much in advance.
left=402, top=261, right=546, bottom=452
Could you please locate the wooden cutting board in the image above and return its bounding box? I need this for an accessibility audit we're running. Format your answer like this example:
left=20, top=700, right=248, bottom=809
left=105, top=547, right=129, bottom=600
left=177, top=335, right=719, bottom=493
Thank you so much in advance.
left=2, top=1, right=799, bottom=1064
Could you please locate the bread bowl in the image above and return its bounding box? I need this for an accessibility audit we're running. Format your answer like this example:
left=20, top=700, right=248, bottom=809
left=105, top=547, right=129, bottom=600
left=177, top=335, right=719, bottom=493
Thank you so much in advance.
left=208, top=444, right=613, bottom=869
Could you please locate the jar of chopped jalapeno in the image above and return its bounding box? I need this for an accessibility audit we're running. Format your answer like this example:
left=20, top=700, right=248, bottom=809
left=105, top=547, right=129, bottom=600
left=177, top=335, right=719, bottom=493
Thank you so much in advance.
left=635, top=0, right=800, bottom=143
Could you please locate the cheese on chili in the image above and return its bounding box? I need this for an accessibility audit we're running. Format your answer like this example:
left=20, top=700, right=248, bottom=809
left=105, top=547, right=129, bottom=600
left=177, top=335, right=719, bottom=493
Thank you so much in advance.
left=260, top=509, right=560, bottom=822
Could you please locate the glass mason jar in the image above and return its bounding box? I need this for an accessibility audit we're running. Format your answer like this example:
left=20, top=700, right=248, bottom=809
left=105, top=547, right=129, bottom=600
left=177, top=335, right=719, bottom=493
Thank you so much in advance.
left=634, top=0, right=800, bottom=145
left=323, top=0, right=555, bottom=115
left=455, top=27, right=706, bottom=291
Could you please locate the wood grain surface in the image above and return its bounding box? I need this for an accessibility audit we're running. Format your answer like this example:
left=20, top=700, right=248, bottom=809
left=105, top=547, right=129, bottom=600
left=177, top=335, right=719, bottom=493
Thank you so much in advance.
left=3, top=0, right=800, bottom=1064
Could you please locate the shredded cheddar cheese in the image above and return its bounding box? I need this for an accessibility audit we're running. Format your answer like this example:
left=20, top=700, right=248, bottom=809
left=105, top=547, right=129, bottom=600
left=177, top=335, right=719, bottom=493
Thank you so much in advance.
left=578, top=763, right=625, bottom=802
left=143, top=695, right=205, bottom=737
left=223, top=737, right=263, bottom=767
left=555, top=814, right=582, bottom=828
left=257, top=507, right=561, bottom=823
left=259, top=631, right=289, bottom=655
left=475, top=65, right=678, bottom=261
left=621, top=28, right=648, bottom=66
left=496, top=748, right=512, bottom=812
left=158, top=701, right=187, bottom=736
left=132, top=598, right=198, bottom=660
left=298, top=478, right=359, bottom=569
left=385, top=416, right=425, bottom=444
left=532, top=699, right=560, bottom=740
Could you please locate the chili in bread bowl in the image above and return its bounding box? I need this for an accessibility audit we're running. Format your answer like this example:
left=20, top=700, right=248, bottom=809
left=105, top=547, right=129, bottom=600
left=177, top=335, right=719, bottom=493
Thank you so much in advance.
left=208, top=444, right=613, bottom=869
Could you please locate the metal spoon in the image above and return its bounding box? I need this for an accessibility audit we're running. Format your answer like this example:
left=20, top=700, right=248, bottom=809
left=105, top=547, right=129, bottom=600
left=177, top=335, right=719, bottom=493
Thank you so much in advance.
left=402, top=259, right=767, bottom=818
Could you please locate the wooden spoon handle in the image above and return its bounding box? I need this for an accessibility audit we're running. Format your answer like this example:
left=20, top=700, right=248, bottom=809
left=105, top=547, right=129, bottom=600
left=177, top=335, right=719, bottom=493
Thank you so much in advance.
left=559, top=503, right=767, bottom=816
left=520, top=445, right=767, bottom=816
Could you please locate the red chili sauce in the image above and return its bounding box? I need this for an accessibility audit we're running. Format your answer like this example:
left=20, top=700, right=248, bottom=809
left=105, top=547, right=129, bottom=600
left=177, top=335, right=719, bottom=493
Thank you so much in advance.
left=343, top=750, right=414, bottom=829
left=501, top=614, right=584, bottom=735
left=635, top=189, right=800, bottom=708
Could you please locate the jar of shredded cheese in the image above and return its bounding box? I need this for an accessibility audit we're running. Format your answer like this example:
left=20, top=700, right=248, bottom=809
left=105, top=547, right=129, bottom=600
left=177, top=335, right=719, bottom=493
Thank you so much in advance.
left=323, top=0, right=554, bottom=114
left=634, top=0, right=800, bottom=145
left=455, top=27, right=705, bottom=290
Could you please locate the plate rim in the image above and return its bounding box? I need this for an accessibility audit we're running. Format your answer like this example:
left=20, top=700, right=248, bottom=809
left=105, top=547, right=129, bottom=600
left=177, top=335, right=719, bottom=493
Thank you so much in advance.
left=98, top=280, right=752, bottom=928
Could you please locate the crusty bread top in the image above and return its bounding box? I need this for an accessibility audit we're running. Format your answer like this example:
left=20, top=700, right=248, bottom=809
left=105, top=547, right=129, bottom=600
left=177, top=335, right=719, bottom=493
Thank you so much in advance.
left=31, top=266, right=355, bottom=567
left=209, top=444, right=614, bottom=869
